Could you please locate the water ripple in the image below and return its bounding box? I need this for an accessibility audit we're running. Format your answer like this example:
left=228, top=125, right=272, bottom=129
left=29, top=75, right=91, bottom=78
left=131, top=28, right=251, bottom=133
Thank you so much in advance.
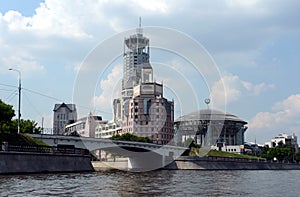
left=0, top=170, right=300, bottom=196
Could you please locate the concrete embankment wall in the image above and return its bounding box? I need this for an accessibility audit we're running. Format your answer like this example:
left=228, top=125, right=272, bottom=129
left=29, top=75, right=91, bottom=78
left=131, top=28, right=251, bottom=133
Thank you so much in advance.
left=164, top=157, right=300, bottom=170
left=0, top=152, right=94, bottom=174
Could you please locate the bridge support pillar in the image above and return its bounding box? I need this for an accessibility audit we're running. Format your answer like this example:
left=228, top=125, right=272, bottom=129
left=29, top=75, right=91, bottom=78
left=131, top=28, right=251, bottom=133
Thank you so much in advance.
left=127, top=151, right=175, bottom=172
left=127, top=152, right=164, bottom=172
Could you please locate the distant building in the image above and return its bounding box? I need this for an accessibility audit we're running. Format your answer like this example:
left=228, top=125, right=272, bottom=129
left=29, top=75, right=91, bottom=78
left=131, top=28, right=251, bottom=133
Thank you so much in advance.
left=265, top=133, right=298, bottom=152
left=174, top=109, right=248, bottom=149
left=53, top=103, right=77, bottom=135
left=211, top=145, right=243, bottom=154
left=65, top=113, right=106, bottom=137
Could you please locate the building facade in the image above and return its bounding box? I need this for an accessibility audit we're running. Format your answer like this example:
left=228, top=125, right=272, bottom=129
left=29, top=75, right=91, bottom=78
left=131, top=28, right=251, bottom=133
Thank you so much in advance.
left=265, top=133, right=298, bottom=152
left=113, top=25, right=150, bottom=122
left=121, top=81, right=174, bottom=145
left=102, top=24, right=175, bottom=144
left=65, top=113, right=106, bottom=138
left=95, top=121, right=122, bottom=139
left=174, top=109, right=248, bottom=148
left=53, top=103, right=77, bottom=135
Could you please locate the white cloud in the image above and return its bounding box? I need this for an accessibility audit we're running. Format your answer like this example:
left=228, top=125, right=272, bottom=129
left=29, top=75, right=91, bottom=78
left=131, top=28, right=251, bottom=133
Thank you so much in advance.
left=242, top=81, right=275, bottom=96
left=92, top=64, right=122, bottom=118
left=131, top=0, right=169, bottom=13
left=273, top=94, right=300, bottom=112
left=1, top=56, right=45, bottom=78
left=210, top=73, right=274, bottom=108
left=248, top=94, right=300, bottom=143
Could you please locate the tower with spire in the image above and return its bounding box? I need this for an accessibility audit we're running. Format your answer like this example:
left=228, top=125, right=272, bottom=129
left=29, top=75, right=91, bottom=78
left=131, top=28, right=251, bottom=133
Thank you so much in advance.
left=121, top=17, right=150, bottom=98
left=112, top=18, right=174, bottom=145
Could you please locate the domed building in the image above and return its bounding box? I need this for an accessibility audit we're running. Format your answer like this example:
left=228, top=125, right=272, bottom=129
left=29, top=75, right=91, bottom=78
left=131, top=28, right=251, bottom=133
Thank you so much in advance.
left=174, top=109, right=248, bottom=148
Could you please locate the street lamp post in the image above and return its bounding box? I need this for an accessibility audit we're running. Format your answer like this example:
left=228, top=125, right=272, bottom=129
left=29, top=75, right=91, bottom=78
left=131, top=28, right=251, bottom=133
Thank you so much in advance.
left=9, top=68, right=21, bottom=134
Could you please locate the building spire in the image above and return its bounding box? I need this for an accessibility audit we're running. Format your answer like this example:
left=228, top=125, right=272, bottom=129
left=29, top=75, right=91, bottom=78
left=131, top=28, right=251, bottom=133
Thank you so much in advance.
left=137, top=16, right=142, bottom=35
left=139, top=16, right=141, bottom=29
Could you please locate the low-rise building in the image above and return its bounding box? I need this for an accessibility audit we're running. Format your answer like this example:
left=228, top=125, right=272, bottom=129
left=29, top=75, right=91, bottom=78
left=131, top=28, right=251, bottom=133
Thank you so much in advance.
left=265, top=133, right=298, bottom=152
left=95, top=121, right=122, bottom=139
left=65, top=113, right=106, bottom=137
left=174, top=109, right=248, bottom=148
left=211, top=144, right=243, bottom=154
left=53, top=103, right=77, bottom=135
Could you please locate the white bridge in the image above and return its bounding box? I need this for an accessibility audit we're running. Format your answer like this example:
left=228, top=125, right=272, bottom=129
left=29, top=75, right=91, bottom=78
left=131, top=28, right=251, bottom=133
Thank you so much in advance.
left=29, top=134, right=188, bottom=172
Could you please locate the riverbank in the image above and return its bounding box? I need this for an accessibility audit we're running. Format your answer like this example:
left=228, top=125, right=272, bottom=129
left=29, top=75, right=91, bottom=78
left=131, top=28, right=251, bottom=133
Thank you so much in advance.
left=0, top=144, right=94, bottom=174
left=92, top=156, right=300, bottom=171
left=165, top=156, right=300, bottom=170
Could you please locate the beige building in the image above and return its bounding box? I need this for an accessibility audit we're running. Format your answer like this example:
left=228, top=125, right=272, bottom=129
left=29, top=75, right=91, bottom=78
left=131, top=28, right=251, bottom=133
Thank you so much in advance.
left=95, top=121, right=122, bottom=139
left=122, top=81, right=174, bottom=145
left=65, top=113, right=106, bottom=137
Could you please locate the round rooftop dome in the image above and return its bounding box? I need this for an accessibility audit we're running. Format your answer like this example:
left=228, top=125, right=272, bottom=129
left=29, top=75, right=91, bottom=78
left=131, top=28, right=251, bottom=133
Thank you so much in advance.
left=176, top=109, right=247, bottom=124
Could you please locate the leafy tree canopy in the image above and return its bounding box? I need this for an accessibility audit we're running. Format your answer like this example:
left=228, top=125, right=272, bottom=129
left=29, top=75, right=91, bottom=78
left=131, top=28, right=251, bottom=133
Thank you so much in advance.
left=0, top=99, right=15, bottom=132
left=267, top=147, right=293, bottom=162
left=0, top=99, right=41, bottom=134
left=111, top=133, right=151, bottom=143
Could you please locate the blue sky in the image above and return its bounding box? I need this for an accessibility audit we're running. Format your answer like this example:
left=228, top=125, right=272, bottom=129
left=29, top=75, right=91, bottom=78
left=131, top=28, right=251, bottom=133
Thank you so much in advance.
left=1, top=0, right=300, bottom=144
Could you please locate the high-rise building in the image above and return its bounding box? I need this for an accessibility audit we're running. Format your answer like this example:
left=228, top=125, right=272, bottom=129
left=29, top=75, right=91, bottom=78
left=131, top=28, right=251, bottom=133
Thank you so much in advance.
left=53, top=103, right=77, bottom=135
left=121, top=24, right=150, bottom=97
left=110, top=22, right=174, bottom=144
left=114, top=23, right=150, bottom=122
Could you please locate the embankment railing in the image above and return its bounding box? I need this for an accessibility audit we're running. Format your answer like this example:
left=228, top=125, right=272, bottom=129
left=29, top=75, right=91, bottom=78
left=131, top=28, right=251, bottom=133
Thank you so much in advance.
left=1, top=143, right=89, bottom=156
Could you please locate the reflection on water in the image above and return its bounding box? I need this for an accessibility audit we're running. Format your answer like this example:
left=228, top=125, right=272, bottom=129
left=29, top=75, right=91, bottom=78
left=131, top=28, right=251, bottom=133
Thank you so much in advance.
left=0, top=170, right=299, bottom=196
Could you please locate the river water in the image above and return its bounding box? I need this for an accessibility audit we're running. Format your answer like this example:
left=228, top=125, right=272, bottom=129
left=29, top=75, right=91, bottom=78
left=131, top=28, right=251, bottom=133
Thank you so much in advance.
left=0, top=170, right=299, bottom=196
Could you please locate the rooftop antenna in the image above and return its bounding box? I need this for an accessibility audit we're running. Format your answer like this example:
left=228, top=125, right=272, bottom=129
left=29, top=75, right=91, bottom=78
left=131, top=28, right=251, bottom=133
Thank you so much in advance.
left=137, top=16, right=142, bottom=35
left=139, top=16, right=141, bottom=29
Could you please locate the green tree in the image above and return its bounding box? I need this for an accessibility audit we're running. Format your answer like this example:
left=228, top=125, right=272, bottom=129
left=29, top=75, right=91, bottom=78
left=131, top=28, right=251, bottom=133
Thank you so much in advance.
left=2, top=119, right=41, bottom=134
left=258, top=145, right=269, bottom=158
left=267, top=147, right=293, bottom=162
left=20, top=119, right=42, bottom=134
left=111, top=133, right=151, bottom=143
left=0, top=99, right=15, bottom=133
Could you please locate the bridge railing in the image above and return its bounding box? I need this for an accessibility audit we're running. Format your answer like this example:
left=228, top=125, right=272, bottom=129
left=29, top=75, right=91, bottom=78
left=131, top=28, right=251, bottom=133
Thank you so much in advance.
left=1, top=143, right=90, bottom=156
